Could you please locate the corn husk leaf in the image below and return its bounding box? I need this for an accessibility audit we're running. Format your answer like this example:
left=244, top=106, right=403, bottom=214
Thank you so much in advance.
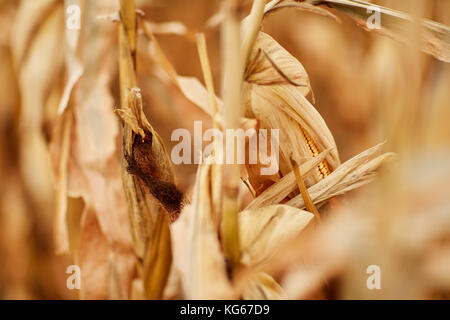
left=242, top=272, right=287, bottom=300
left=172, top=163, right=235, bottom=299
left=239, top=204, right=313, bottom=266
left=286, top=143, right=396, bottom=208
left=243, top=32, right=340, bottom=191
left=246, top=148, right=331, bottom=209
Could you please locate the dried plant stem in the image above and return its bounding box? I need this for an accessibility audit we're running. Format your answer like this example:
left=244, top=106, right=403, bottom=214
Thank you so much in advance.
left=241, top=0, right=266, bottom=65
left=220, top=0, right=244, bottom=268
left=119, top=0, right=137, bottom=154
left=220, top=0, right=267, bottom=269
left=290, top=157, right=321, bottom=222
left=119, top=0, right=137, bottom=68
left=196, top=33, right=222, bottom=224
left=119, top=0, right=141, bottom=253
left=118, top=0, right=172, bottom=299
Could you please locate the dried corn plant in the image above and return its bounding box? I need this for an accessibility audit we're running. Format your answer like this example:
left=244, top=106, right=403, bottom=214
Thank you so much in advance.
left=0, top=0, right=449, bottom=300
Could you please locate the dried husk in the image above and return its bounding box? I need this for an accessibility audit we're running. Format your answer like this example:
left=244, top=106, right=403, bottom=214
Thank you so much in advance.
left=246, top=142, right=395, bottom=210
left=243, top=32, right=341, bottom=193
left=242, top=272, right=286, bottom=300
left=239, top=204, right=313, bottom=266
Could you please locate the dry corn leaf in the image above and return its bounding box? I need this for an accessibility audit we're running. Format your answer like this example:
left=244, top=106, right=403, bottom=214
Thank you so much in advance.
left=286, top=143, right=396, bottom=208
left=305, top=0, right=450, bottom=62
left=283, top=151, right=450, bottom=299
left=77, top=206, right=135, bottom=300
left=239, top=204, right=313, bottom=266
left=11, top=0, right=58, bottom=67
left=131, top=279, right=145, bottom=300
left=244, top=32, right=311, bottom=91
left=172, top=163, right=235, bottom=299
left=78, top=208, right=109, bottom=299
left=242, top=272, right=286, bottom=300
left=16, top=4, right=64, bottom=230
left=69, top=0, right=131, bottom=247
left=49, top=0, right=137, bottom=298
left=142, top=22, right=224, bottom=120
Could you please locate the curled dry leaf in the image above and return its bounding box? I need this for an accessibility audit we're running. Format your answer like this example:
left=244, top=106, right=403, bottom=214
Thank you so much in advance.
left=286, top=143, right=396, bottom=208
left=246, top=143, right=395, bottom=211
left=243, top=32, right=341, bottom=193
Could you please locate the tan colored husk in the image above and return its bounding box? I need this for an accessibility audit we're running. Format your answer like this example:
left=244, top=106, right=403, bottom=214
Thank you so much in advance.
left=246, top=142, right=395, bottom=210
left=286, top=143, right=396, bottom=209
left=242, top=272, right=286, bottom=300
left=246, top=148, right=331, bottom=210
left=239, top=204, right=313, bottom=266
left=243, top=32, right=341, bottom=191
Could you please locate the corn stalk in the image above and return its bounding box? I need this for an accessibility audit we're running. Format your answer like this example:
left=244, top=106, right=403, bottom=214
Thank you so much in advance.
left=220, top=0, right=266, bottom=270
left=118, top=0, right=172, bottom=299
